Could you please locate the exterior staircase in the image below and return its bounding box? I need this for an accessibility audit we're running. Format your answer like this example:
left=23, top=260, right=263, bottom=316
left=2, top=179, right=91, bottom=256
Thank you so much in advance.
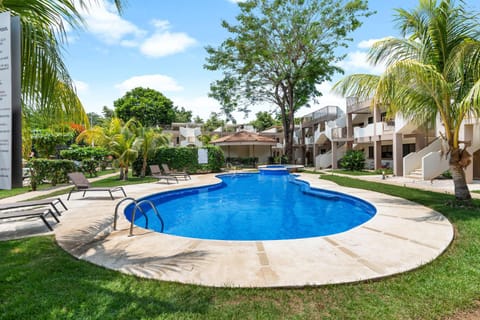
left=406, top=168, right=424, bottom=179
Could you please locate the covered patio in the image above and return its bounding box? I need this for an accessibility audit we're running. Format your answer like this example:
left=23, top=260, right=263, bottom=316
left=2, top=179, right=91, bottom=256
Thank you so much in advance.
left=211, top=130, right=277, bottom=165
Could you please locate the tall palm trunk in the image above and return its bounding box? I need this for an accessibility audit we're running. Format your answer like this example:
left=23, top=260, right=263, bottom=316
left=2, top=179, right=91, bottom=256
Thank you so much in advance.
left=449, top=148, right=472, bottom=201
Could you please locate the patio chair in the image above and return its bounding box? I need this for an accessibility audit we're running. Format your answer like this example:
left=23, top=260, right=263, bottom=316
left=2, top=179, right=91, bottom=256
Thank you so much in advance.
left=161, top=163, right=191, bottom=180
left=0, top=198, right=68, bottom=216
left=0, top=208, right=59, bottom=231
left=149, top=165, right=178, bottom=184
left=67, top=172, right=127, bottom=200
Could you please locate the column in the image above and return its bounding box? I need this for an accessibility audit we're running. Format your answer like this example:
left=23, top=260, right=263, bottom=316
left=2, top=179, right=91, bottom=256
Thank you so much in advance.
left=374, top=140, right=382, bottom=170
left=346, top=113, right=353, bottom=151
left=331, top=142, right=338, bottom=169
left=393, top=133, right=403, bottom=176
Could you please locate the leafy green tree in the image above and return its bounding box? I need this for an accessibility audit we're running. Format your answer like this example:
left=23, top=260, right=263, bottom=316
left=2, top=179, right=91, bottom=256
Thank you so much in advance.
left=86, top=112, right=103, bottom=127
left=203, top=112, right=225, bottom=132
left=173, top=106, right=193, bottom=123
left=205, top=0, right=372, bottom=162
left=250, top=111, right=277, bottom=132
left=193, top=116, right=204, bottom=124
left=334, top=0, right=480, bottom=201
left=113, top=87, right=176, bottom=126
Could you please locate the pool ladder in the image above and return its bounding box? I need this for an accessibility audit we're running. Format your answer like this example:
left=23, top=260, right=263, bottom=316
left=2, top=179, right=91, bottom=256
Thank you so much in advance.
left=113, top=197, right=165, bottom=236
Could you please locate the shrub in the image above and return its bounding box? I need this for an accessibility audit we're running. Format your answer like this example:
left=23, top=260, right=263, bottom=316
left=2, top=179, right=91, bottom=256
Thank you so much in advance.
left=31, top=130, right=75, bottom=158
left=80, top=159, right=100, bottom=177
left=60, top=145, right=109, bottom=161
left=132, top=146, right=224, bottom=176
left=340, top=150, right=365, bottom=171
left=29, top=159, right=75, bottom=190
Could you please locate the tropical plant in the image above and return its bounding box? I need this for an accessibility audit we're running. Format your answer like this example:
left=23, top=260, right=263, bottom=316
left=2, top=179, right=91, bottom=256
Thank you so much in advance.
left=340, top=150, right=365, bottom=171
left=333, top=0, right=480, bottom=201
left=205, top=0, right=372, bottom=162
left=1, top=0, right=124, bottom=128
left=133, top=126, right=170, bottom=177
left=76, top=117, right=124, bottom=147
left=110, top=124, right=138, bottom=181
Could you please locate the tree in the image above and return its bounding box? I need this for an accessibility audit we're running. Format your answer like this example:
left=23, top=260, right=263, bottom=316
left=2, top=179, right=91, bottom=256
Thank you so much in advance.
left=133, top=126, right=170, bottom=178
left=173, top=106, right=193, bottom=123
left=251, top=111, right=277, bottom=131
left=87, top=112, right=103, bottom=127
left=2, top=0, right=124, bottom=128
left=110, top=119, right=139, bottom=180
left=205, top=0, right=372, bottom=162
left=193, top=116, right=204, bottom=124
left=333, top=0, right=480, bottom=201
left=113, top=87, right=176, bottom=126
left=203, top=112, right=225, bottom=132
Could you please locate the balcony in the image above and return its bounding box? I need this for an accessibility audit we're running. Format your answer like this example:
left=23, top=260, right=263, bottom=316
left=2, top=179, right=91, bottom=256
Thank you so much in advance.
left=346, top=97, right=372, bottom=113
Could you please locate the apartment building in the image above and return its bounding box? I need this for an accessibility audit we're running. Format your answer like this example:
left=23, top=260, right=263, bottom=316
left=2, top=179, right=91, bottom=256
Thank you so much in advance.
left=302, top=98, right=480, bottom=182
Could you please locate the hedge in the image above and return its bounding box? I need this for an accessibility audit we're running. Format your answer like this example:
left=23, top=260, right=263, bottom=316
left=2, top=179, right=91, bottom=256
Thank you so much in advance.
left=132, top=146, right=224, bottom=176
left=29, top=159, right=76, bottom=190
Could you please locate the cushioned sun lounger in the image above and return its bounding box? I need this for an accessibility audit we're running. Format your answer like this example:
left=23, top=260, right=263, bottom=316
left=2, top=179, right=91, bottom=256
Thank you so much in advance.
left=67, top=172, right=127, bottom=200
left=161, top=163, right=191, bottom=180
left=0, top=208, right=59, bottom=231
left=149, top=165, right=178, bottom=184
left=0, top=198, right=68, bottom=216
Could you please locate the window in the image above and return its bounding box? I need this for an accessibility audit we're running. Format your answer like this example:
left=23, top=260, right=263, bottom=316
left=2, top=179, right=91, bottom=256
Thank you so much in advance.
left=403, top=143, right=415, bottom=157
left=381, top=145, right=393, bottom=159
left=367, top=116, right=374, bottom=124
left=368, top=146, right=374, bottom=159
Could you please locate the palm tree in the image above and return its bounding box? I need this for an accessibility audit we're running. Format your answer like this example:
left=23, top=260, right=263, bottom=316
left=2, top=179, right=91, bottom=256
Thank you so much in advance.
left=110, top=125, right=138, bottom=181
left=334, top=0, right=480, bottom=201
left=1, top=0, right=124, bottom=127
left=133, top=127, right=170, bottom=178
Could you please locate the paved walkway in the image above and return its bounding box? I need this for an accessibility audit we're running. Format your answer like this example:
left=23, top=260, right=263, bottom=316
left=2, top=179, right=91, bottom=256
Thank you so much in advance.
left=0, top=171, right=458, bottom=287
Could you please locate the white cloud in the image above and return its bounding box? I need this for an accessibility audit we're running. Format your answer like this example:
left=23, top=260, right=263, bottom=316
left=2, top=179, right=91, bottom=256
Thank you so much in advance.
left=77, top=0, right=145, bottom=46
left=171, top=96, right=222, bottom=121
left=151, top=19, right=171, bottom=31
left=338, top=51, right=386, bottom=75
left=73, top=80, right=89, bottom=93
left=115, top=74, right=184, bottom=94
left=138, top=19, right=197, bottom=58
left=358, top=37, right=388, bottom=49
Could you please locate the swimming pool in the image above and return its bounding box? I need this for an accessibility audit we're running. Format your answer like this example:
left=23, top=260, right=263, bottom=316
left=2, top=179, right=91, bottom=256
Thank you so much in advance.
left=125, top=173, right=376, bottom=241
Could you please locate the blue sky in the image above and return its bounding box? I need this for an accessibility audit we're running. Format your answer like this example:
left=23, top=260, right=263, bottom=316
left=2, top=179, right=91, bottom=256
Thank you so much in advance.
left=64, top=0, right=480, bottom=123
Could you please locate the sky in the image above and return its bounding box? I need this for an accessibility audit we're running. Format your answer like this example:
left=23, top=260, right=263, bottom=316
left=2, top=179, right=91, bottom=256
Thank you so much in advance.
left=64, top=0, right=480, bottom=123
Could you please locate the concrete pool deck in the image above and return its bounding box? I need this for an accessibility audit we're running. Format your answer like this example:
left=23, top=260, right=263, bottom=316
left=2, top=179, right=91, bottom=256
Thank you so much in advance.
left=1, top=172, right=459, bottom=287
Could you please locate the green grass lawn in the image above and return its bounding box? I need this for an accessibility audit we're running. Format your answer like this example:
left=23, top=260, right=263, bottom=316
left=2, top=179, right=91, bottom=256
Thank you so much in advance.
left=1, top=174, right=480, bottom=319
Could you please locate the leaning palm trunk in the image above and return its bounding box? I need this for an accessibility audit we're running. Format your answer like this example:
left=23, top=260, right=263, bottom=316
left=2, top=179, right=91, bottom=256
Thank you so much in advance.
left=449, top=148, right=472, bottom=201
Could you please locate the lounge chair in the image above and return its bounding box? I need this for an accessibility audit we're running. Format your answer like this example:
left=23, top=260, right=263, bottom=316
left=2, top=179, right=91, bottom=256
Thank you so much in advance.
left=0, top=208, right=59, bottom=231
left=161, top=163, right=191, bottom=180
left=0, top=198, right=68, bottom=216
left=67, top=172, right=127, bottom=200
left=149, top=165, right=178, bottom=184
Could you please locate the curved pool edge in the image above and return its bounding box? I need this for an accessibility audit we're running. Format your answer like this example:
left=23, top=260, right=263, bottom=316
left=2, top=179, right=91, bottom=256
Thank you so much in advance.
left=54, top=172, right=454, bottom=288
left=125, top=172, right=377, bottom=240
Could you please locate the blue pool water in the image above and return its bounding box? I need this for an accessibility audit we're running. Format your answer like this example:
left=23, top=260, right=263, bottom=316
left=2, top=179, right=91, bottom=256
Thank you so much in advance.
left=125, top=173, right=376, bottom=241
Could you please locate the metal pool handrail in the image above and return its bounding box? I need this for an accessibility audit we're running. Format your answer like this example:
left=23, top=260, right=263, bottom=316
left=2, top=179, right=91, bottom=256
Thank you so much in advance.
left=128, top=200, right=165, bottom=237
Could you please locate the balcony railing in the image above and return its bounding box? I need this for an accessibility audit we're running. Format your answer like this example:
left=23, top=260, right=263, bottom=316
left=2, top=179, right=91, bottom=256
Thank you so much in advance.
left=346, top=97, right=372, bottom=113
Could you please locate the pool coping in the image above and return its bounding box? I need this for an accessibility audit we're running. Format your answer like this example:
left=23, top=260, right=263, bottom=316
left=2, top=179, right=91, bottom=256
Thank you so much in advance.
left=55, top=173, right=454, bottom=288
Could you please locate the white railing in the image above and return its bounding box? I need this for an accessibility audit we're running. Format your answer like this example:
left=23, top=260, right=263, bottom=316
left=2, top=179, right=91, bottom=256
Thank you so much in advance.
left=422, top=151, right=449, bottom=180
left=354, top=123, right=375, bottom=139
left=315, top=144, right=347, bottom=169
left=403, top=139, right=448, bottom=179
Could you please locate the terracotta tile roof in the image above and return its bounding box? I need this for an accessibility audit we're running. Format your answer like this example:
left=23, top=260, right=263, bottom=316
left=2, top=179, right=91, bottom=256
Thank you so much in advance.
left=211, top=130, right=277, bottom=145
